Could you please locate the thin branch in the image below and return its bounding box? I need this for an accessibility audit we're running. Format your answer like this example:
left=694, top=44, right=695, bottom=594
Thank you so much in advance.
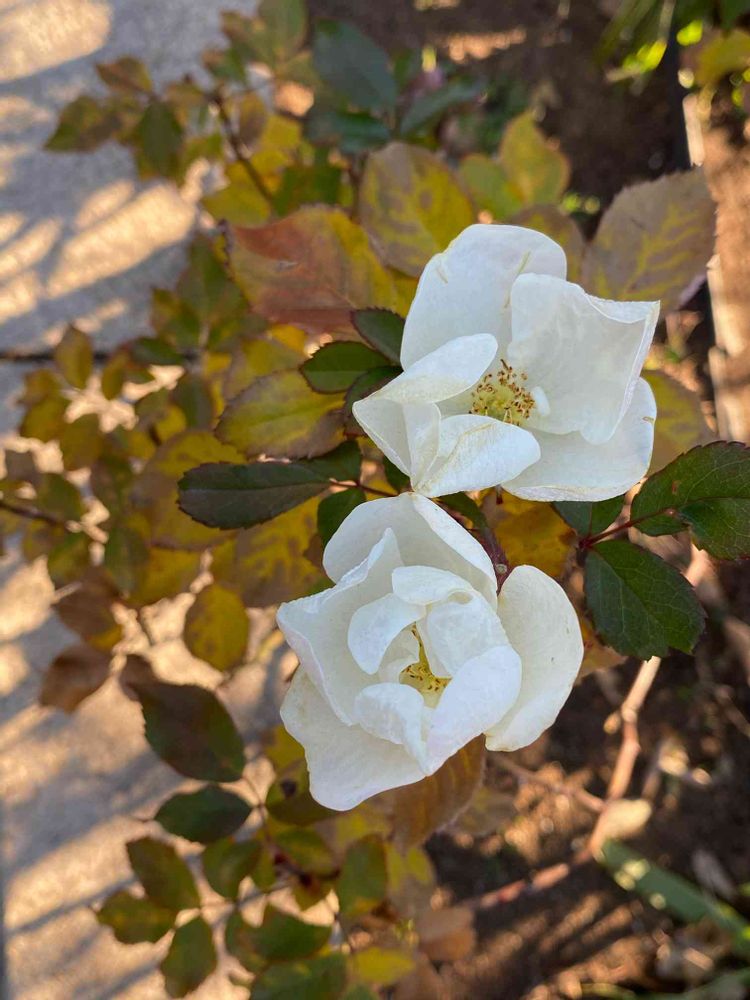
left=464, top=849, right=591, bottom=912
left=0, top=497, right=105, bottom=543
left=496, top=757, right=605, bottom=814
left=210, top=90, right=274, bottom=205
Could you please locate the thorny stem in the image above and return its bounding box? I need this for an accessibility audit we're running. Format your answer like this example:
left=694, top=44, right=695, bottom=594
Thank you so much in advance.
left=210, top=89, right=274, bottom=205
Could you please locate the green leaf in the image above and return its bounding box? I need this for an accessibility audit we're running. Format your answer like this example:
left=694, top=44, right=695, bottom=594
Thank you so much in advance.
left=439, top=492, right=489, bottom=530
left=265, top=760, right=334, bottom=826
left=630, top=442, right=750, bottom=559
left=54, top=326, right=93, bottom=388
left=352, top=309, right=404, bottom=364
left=584, top=540, right=705, bottom=658
left=183, top=583, right=249, bottom=673
left=59, top=413, right=103, bottom=472
left=136, top=100, right=184, bottom=178
left=252, top=953, right=347, bottom=1000
left=554, top=495, right=625, bottom=537
left=251, top=904, right=331, bottom=961
left=96, top=56, right=152, bottom=94
left=276, top=828, right=336, bottom=877
left=336, top=835, right=387, bottom=917
left=305, top=109, right=390, bottom=155
left=46, top=532, right=91, bottom=587
left=312, top=20, right=396, bottom=112
left=154, top=786, right=250, bottom=843
left=302, top=342, right=390, bottom=393
left=599, top=840, right=750, bottom=960
left=399, top=77, right=482, bottom=136
left=44, top=95, right=120, bottom=151
left=171, top=373, right=215, bottom=430
left=160, top=916, right=217, bottom=998
left=383, top=456, right=409, bottom=492
left=273, top=159, right=343, bottom=214
left=348, top=946, right=416, bottom=987
left=317, top=488, right=366, bottom=546
left=178, top=441, right=361, bottom=529
left=96, top=890, right=175, bottom=944
left=202, top=838, right=261, bottom=899
left=225, top=909, right=266, bottom=972
left=130, top=336, right=184, bottom=366
left=127, top=837, right=200, bottom=910
left=217, top=370, right=344, bottom=459
left=39, top=643, right=110, bottom=713
left=132, top=682, right=246, bottom=782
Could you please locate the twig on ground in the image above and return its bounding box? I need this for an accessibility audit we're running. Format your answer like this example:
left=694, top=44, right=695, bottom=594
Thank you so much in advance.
left=496, top=757, right=605, bottom=814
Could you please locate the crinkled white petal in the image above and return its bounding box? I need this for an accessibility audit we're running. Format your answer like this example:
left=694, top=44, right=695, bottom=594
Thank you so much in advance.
left=377, top=334, right=498, bottom=404
left=414, top=412, right=540, bottom=497
left=402, top=224, right=567, bottom=368
left=379, top=630, right=420, bottom=682
left=323, top=494, right=497, bottom=604
left=391, top=565, right=476, bottom=606
left=277, top=529, right=403, bottom=722
left=419, top=593, right=509, bottom=678
left=503, top=377, right=656, bottom=502
left=348, top=592, right=423, bottom=675
left=354, top=682, right=429, bottom=769
left=425, top=644, right=522, bottom=770
left=281, top=671, right=427, bottom=810
left=352, top=397, right=440, bottom=485
left=485, top=566, right=583, bottom=751
left=508, top=274, right=658, bottom=444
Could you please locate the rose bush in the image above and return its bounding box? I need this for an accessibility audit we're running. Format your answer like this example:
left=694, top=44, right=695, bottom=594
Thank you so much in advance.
left=354, top=224, right=659, bottom=501
left=278, top=492, right=583, bottom=809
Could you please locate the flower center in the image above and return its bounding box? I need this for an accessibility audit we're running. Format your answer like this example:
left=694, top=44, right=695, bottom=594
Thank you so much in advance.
left=470, top=360, right=535, bottom=426
left=399, top=634, right=448, bottom=703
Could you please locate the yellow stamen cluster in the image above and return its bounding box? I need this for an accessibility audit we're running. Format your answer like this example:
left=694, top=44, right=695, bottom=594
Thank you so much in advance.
left=400, top=633, right=449, bottom=700
left=471, top=360, right=535, bottom=426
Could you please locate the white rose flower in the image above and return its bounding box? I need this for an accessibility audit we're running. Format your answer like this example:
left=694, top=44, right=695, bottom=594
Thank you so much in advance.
left=278, top=493, right=583, bottom=810
left=353, top=224, right=659, bottom=502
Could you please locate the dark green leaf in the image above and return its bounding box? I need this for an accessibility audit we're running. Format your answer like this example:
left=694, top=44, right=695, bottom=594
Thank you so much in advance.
left=202, top=837, right=261, bottom=899
left=155, top=786, right=250, bottom=843
left=136, top=100, right=184, bottom=178
left=317, top=488, right=366, bottom=545
left=131, top=336, right=184, bottom=366
left=399, top=77, right=483, bottom=136
left=275, top=828, right=336, bottom=877
left=178, top=442, right=361, bottom=529
left=132, top=682, right=246, bottom=782
left=273, top=159, right=342, bottom=214
left=383, top=456, right=409, bottom=493
left=313, top=20, right=397, bottom=112
left=54, top=326, right=93, bottom=388
left=44, top=95, right=120, bottom=151
left=302, top=342, right=390, bottom=393
left=336, top=834, right=387, bottom=917
left=127, top=837, right=200, bottom=910
left=305, top=108, right=390, bottom=154
left=160, top=916, right=217, bottom=998
left=584, top=540, right=705, bottom=658
left=345, top=367, right=401, bottom=426
left=251, top=904, right=331, bottom=961
left=36, top=472, right=84, bottom=520
left=97, top=890, right=175, bottom=944
left=554, top=494, right=625, bottom=537
left=440, top=492, right=489, bottom=530
left=252, top=954, right=347, bottom=1000
left=265, top=761, right=334, bottom=826
left=170, top=374, right=215, bottom=429
left=46, top=532, right=91, bottom=587
left=630, top=442, right=750, bottom=559
left=352, top=309, right=404, bottom=364
left=225, top=909, right=265, bottom=972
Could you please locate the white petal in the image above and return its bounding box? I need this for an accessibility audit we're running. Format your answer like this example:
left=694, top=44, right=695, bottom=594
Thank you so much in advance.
left=391, top=564, right=476, bottom=606
left=414, top=413, right=540, bottom=497
left=281, top=672, right=426, bottom=810
left=503, top=378, right=656, bottom=502
left=402, top=224, right=567, bottom=368
left=419, top=593, right=509, bottom=677
left=323, top=494, right=497, bottom=604
left=354, top=682, right=429, bottom=768
left=485, top=565, right=583, bottom=751
left=348, top=592, right=423, bottom=675
left=352, top=397, right=440, bottom=485
left=425, top=644, right=522, bottom=769
left=379, top=335, right=498, bottom=404
left=277, top=529, right=403, bottom=722
left=508, top=275, right=658, bottom=444
left=379, top=630, right=420, bottom=682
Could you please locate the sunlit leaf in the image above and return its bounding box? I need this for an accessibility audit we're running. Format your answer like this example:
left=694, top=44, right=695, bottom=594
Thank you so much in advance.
left=45, top=95, right=121, bottom=151
left=59, top=413, right=103, bottom=471
left=183, top=583, right=249, bottom=673
left=642, top=369, right=714, bottom=473
left=228, top=206, right=401, bottom=334
left=349, top=946, right=416, bottom=987
left=223, top=326, right=306, bottom=399
left=54, top=326, right=93, bottom=388
left=581, top=170, right=715, bottom=315
left=127, top=837, right=200, bottom=910
left=96, top=890, right=175, bottom=944
left=695, top=28, right=750, bottom=88
left=160, top=916, right=217, bottom=998
left=585, top=540, right=705, bottom=658
left=155, top=785, right=251, bottom=843
left=217, top=370, right=345, bottom=458
left=39, top=643, right=110, bottom=712
left=498, top=111, right=570, bottom=205
left=132, top=682, right=246, bottom=782
left=458, top=154, right=521, bottom=221
left=126, top=547, right=201, bottom=607
left=202, top=162, right=271, bottom=226
left=360, top=143, right=474, bottom=277
left=485, top=492, right=575, bottom=578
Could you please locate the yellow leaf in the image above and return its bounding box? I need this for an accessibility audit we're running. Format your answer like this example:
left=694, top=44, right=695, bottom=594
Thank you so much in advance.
left=485, top=491, right=575, bottom=579
left=349, top=946, right=416, bottom=988
left=251, top=113, right=304, bottom=191
left=217, top=369, right=344, bottom=458
left=183, top=582, right=249, bottom=672
left=581, top=170, right=715, bottom=315
left=223, top=325, right=307, bottom=399
left=128, top=548, right=201, bottom=608
left=228, top=205, right=402, bottom=334
left=695, top=28, right=750, bottom=88
left=202, top=162, right=271, bottom=225
left=498, top=111, right=570, bottom=206
left=458, top=153, right=522, bottom=220
left=359, top=142, right=475, bottom=276
left=54, top=325, right=93, bottom=389
left=643, top=368, right=715, bottom=473
left=211, top=496, right=322, bottom=606
left=509, top=205, right=585, bottom=283
left=579, top=615, right=626, bottom=678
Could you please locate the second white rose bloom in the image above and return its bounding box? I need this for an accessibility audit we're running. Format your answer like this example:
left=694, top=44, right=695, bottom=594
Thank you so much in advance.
left=278, top=493, right=583, bottom=810
left=353, top=223, right=659, bottom=501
